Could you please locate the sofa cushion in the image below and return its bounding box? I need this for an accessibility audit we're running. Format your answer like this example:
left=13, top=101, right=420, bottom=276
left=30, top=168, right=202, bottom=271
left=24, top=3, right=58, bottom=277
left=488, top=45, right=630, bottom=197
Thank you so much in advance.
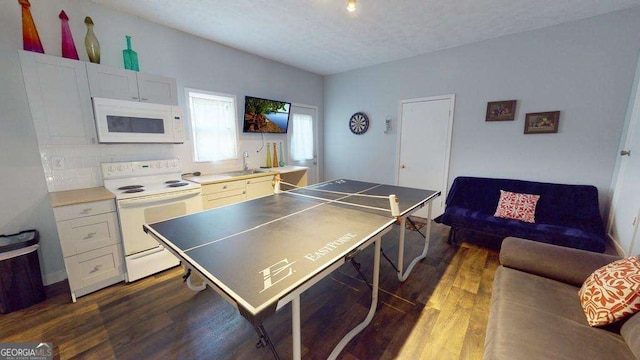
left=500, top=237, right=621, bottom=287
left=484, top=267, right=636, bottom=360
left=621, top=312, right=640, bottom=359
left=440, top=206, right=607, bottom=252
left=579, top=256, right=640, bottom=327
left=494, top=190, right=540, bottom=223
left=492, top=266, right=589, bottom=323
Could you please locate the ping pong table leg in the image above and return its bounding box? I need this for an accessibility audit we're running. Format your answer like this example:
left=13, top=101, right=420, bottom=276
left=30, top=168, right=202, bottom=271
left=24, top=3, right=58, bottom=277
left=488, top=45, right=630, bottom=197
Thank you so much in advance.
left=292, top=295, right=302, bottom=359
left=397, top=202, right=432, bottom=282
left=327, top=236, right=381, bottom=360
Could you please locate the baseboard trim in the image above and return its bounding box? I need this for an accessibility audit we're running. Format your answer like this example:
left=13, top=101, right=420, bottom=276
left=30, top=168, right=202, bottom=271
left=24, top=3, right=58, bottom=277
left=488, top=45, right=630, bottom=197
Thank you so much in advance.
left=606, top=233, right=626, bottom=257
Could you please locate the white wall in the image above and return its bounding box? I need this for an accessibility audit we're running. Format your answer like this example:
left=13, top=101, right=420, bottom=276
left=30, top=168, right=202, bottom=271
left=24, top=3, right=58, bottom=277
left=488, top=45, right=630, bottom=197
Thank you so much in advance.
left=0, top=0, right=323, bottom=283
left=324, top=8, right=640, bottom=220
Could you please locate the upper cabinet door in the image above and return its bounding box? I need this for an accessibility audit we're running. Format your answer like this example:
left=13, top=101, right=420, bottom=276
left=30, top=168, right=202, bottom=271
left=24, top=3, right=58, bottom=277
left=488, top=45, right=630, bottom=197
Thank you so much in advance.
left=87, top=64, right=177, bottom=106
left=86, top=63, right=139, bottom=102
left=136, top=72, right=178, bottom=105
left=19, top=51, right=96, bottom=145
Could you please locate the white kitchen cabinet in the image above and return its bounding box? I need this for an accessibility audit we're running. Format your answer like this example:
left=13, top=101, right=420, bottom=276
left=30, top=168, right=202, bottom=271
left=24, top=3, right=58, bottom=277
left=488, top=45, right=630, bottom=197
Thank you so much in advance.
left=19, top=50, right=96, bottom=145
left=202, top=179, right=246, bottom=210
left=246, top=175, right=274, bottom=200
left=53, top=199, right=124, bottom=302
left=87, top=63, right=178, bottom=105
left=200, top=174, right=275, bottom=209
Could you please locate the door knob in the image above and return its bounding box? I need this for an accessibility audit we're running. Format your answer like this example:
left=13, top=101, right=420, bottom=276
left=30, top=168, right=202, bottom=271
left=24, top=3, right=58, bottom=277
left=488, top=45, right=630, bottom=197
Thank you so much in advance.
left=621, top=150, right=631, bottom=156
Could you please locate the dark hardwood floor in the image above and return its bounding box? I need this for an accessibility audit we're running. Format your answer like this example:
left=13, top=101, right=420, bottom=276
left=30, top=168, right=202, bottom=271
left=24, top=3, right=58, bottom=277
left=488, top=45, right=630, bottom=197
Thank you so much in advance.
left=0, top=222, right=500, bottom=359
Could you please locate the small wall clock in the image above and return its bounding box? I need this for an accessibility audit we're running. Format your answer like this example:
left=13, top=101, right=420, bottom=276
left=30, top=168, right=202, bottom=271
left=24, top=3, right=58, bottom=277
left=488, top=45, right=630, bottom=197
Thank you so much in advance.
left=349, top=112, right=369, bottom=135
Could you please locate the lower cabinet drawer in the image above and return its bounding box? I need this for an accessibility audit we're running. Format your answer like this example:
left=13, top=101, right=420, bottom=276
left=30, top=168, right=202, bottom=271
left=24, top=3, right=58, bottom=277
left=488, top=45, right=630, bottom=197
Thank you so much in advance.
left=53, top=199, right=116, bottom=221
left=57, top=212, right=120, bottom=256
left=201, top=180, right=245, bottom=195
left=64, top=244, right=124, bottom=296
left=203, top=189, right=246, bottom=209
left=246, top=176, right=274, bottom=200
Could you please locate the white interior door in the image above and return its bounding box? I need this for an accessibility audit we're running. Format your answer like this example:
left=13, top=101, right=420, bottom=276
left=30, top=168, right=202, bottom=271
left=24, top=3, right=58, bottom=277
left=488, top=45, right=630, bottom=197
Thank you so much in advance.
left=397, top=95, right=455, bottom=219
left=288, top=105, right=319, bottom=184
left=608, top=77, right=640, bottom=255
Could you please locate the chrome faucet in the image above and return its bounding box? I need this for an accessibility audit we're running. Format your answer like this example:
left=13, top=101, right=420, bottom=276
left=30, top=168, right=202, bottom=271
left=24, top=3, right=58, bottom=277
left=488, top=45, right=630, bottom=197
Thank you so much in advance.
left=242, top=151, right=249, bottom=171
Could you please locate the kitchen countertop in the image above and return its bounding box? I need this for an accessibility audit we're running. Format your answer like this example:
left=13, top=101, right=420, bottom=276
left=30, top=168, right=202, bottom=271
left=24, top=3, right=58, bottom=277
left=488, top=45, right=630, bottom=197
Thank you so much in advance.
left=50, top=187, right=115, bottom=207
left=184, top=166, right=308, bottom=185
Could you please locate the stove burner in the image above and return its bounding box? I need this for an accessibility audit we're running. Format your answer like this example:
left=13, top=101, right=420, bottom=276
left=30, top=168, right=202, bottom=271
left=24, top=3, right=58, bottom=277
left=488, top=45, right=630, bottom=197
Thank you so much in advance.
left=118, top=185, right=144, bottom=190
left=123, top=188, right=145, bottom=193
left=165, top=180, right=181, bottom=184
left=168, top=182, right=189, bottom=187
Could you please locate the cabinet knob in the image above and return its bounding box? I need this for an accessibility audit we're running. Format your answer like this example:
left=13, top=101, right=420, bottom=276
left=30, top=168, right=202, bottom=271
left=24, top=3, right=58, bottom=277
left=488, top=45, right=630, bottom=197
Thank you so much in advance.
left=140, top=98, right=148, bottom=101
left=400, top=164, right=406, bottom=169
left=131, top=96, right=139, bottom=100
left=620, top=150, right=631, bottom=156
left=89, top=264, right=103, bottom=273
left=81, top=208, right=92, bottom=214
left=83, top=232, right=97, bottom=240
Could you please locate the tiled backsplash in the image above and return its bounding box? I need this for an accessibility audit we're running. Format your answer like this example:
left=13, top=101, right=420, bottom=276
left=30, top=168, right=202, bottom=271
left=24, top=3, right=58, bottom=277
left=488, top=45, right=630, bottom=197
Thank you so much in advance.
left=40, top=138, right=285, bottom=192
left=40, top=143, right=175, bottom=192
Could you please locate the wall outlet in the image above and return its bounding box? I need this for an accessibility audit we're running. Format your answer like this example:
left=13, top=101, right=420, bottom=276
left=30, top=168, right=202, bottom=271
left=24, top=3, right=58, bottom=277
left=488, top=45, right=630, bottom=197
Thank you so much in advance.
left=52, top=156, right=65, bottom=170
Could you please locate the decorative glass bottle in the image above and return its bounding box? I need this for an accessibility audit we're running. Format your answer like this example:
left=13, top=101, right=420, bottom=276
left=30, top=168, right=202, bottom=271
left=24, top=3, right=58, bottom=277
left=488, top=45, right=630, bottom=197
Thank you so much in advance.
left=18, top=0, right=44, bottom=53
left=59, top=10, right=79, bottom=60
left=279, top=142, right=285, bottom=167
left=265, top=143, right=272, bottom=168
left=272, top=143, right=279, bottom=168
left=84, top=16, right=100, bottom=63
left=122, top=35, right=139, bottom=71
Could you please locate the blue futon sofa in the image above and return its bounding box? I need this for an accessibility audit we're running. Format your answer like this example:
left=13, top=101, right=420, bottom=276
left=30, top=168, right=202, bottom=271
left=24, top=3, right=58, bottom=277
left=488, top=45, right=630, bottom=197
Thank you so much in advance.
left=435, top=176, right=608, bottom=253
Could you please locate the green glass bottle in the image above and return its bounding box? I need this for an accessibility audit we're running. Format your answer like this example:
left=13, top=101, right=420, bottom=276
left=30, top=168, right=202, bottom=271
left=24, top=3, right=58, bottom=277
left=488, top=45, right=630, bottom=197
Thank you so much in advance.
left=265, top=143, right=272, bottom=168
left=122, top=35, right=139, bottom=71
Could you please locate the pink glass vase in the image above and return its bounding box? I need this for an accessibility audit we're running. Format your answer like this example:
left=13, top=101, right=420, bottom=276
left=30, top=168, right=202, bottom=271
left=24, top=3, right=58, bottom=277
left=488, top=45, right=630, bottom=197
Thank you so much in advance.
left=18, top=0, right=44, bottom=53
left=59, top=10, right=79, bottom=60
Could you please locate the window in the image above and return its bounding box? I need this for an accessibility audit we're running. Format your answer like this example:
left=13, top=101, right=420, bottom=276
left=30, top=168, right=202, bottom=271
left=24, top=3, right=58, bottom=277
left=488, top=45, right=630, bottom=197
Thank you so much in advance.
left=290, top=113, right=314, bottom=160
left=186, top=89, right=238, bottom=162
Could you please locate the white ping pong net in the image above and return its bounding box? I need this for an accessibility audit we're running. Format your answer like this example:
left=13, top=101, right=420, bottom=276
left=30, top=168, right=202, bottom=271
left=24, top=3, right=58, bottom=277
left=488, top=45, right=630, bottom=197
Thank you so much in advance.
left=273, top=178, right=401, bottom=218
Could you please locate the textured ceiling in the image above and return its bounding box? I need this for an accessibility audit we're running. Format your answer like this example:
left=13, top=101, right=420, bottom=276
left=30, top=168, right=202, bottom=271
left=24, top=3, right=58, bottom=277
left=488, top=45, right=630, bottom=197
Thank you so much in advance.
left=91, top=0, right=640, bottom=75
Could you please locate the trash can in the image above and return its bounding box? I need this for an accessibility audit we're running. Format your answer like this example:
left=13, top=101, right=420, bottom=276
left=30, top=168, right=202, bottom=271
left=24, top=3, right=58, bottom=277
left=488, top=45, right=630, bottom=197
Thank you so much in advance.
left=0, top=230, right=45, bottom=314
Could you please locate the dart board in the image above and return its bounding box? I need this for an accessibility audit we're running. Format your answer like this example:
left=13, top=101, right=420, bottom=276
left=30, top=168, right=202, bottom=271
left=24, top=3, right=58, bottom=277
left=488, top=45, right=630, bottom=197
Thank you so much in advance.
left=349, top=112, right=369, bottom=135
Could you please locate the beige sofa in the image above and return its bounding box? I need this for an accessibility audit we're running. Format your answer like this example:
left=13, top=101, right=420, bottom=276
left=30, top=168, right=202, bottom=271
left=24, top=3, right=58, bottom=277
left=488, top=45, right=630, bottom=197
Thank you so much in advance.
left=484, top=237, right=640, bottom=359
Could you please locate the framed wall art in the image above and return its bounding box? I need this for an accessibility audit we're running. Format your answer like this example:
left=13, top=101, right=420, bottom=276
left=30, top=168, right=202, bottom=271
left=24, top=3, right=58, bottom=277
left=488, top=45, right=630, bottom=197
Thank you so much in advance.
left=524, top=111, right=560, bottom=134
left=486, top=100, right=517, bottom=121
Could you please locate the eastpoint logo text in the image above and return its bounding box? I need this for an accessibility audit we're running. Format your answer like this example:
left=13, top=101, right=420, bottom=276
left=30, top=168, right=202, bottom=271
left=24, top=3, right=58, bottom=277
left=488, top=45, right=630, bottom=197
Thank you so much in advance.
left=304, top=233, right=357, bottom=262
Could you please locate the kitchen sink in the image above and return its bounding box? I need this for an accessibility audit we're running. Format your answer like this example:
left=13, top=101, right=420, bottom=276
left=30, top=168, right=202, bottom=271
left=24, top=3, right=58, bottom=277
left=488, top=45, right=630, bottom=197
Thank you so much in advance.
left=221, top=169, right=260, bottom=176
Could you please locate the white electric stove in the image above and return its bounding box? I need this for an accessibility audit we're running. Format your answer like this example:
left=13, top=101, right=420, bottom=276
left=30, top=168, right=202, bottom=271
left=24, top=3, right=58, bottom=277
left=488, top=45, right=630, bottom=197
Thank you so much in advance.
left=102, top=159, right=203, bottom=282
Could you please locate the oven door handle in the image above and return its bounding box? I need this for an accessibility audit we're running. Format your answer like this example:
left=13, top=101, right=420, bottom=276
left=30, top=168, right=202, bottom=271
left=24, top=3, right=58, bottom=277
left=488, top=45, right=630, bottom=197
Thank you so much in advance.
left=118, top=189, right=202, bottom=208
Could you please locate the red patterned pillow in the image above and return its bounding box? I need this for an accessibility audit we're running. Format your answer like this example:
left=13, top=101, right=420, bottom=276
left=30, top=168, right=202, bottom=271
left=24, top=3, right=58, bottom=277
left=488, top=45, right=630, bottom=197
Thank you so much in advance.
left=493, top=190, right=540, bottom=223
left=579, top=256, right=640, bottom=327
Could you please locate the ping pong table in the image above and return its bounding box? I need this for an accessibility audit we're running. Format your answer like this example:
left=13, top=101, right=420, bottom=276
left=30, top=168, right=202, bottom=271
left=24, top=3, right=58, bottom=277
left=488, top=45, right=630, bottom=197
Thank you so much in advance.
left=144, top=178, right=439, bottom=359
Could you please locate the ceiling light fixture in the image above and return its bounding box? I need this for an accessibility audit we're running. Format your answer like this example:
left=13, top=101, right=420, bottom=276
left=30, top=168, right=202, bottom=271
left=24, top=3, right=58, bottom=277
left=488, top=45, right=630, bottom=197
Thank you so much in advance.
left=346, top=0, right=356, bottom=12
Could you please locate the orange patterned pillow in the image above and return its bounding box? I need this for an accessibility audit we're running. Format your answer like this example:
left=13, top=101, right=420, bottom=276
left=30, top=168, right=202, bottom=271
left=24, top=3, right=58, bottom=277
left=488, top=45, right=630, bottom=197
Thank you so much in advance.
left=494, top=190, right=540, bottom=223
left=579, top=256, right=640, bottom=327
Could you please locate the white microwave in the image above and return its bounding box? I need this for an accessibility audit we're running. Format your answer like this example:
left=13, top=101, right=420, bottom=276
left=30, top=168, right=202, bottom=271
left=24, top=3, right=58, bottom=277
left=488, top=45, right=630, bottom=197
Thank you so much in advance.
left=92, top=97, right=184, bottom=144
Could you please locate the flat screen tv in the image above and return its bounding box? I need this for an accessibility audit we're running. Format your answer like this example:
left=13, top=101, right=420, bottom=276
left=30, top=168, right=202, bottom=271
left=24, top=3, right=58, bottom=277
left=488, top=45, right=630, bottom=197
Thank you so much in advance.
left=243, top=96, right=291, bottom=133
